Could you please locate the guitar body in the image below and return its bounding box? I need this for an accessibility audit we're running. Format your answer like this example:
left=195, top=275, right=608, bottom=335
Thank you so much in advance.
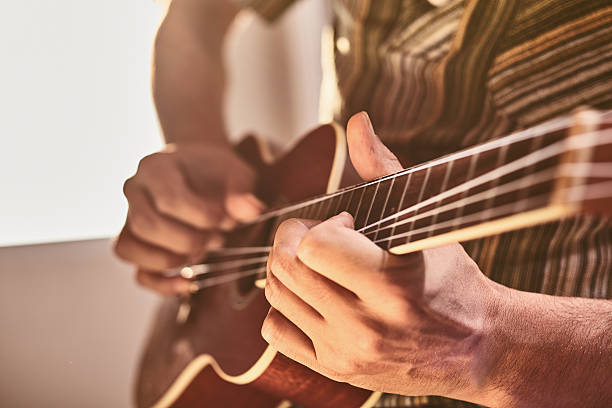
left=135, top=124, right=380, bottom=408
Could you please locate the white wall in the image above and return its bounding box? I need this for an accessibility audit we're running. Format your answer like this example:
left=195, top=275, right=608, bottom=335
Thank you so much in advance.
left=0, top=0, right=326, bottom=248
left=0, top=1, right=164, bottom=247
left=0, top=1, right=325, bottom=407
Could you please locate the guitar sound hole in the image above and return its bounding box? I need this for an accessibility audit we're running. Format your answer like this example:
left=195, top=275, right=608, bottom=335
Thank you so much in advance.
left=237, top=274, right=257, bottom=295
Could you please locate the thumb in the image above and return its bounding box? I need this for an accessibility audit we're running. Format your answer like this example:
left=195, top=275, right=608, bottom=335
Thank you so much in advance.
left=346, top=112, right=403, bottom=181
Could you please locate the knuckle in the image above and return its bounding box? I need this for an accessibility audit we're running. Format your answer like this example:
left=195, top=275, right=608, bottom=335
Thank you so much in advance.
left=158, top=252, right=182, bottom=270
left=270, top=246, right=294, bottom=276
left=355, top=325, right=385, bottom=356
left=261, top=312, right=280, bottom=344
left=128, top=212, right=154, bottom=237
left=328, top=356, right=361, bottom=377
left=153, top=187, right=179, bottom=213
left=296, top=230, right=322, bottom=261
left=137, top=152, right=166, bottom=172
left=122, top=177, right=136, bottom=197
left=357, top=334, right=384, bottom=356
left=264, top=277, right=277, bottom=306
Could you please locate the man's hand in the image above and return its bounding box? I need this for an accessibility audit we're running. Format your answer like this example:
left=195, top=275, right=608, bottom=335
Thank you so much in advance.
left=262, top=112, right=498, bottom=402
left=263, top=112, right=612, bottom=407
left=114, top=143, right=263, bottom=295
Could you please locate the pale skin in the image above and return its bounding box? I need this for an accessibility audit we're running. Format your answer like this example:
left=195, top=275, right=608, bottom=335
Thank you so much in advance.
left=114, top=0, right=612, bottom=406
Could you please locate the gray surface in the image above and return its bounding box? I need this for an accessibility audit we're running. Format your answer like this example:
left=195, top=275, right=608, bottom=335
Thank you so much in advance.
left=0, top=239, right=158, bottom=408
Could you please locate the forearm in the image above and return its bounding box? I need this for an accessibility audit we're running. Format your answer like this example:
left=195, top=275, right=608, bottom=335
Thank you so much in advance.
left=478, top=284, right=612, bottom=407
left=153, top=0, right=237, bottom=145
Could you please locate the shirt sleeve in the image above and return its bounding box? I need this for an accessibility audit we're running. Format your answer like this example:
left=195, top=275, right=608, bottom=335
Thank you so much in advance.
left=233, top=0, right=298, bottom=22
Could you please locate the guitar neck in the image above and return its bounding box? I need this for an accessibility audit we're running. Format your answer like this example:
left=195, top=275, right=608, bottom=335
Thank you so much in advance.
left=255, top=110, right=612, bottom=255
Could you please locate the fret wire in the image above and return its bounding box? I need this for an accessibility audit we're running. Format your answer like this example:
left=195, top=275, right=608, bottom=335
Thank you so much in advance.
left=343, top=188, right=356, bottom=218
left=514, top=133, right=544, bottom=214
left=481, top=143, right=509, bottom=222
left=363, top=181, right=381, bottom=229
left=452, top=151, right=479, bottom=229
left=331, top=192, right=343, bottom=216
left=319, top=197, right=331, bottom=219
left=304, top=201, right=316, bottom=219
left=358, top=131, right=597, bottom=233
left=374, top=193, right=553, bottom=245
left=312, top=200, right=323, bottom=219
left=365, top=166, right=559, bottom=238
left=352, top=187, right=366, bottom=224
left=374, top=178, right=612, bottom=246
left=310, top=200, right=320, bottom=219
left=363, top=160, right=608, bottom=240
left=406, top=167, right=431, bottom=241
left=387, top=172, right=412, bottom=250
left=373, top=177, right=395, bottom=242
left=427, top=159, right=454, bottom=238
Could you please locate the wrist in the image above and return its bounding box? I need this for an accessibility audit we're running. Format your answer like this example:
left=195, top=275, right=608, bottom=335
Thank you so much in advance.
left=472, top=284, right=612, bottom=408
left=468, top=281, right=516, bottom=407
left=450, top=279, right=514, bottom=407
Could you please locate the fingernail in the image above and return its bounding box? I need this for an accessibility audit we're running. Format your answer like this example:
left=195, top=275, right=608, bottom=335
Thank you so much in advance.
left=227, top=193, right=265, bottom=222
left=359, top=111, right=375, bottom=134
left=334, top=211, right=355, bottom=228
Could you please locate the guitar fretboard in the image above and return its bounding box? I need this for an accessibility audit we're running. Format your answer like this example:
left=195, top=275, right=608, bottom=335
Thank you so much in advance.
left=260, top=115, right=578, bottom=252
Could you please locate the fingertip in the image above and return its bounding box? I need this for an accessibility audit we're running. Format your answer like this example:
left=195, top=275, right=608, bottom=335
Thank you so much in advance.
left=226, top=193, right=265, bottom=223
left=330, top=211, right=355, bottom=228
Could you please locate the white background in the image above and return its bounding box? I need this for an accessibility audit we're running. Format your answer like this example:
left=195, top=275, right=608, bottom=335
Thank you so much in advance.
left=0, top=1, right=164, bottom=246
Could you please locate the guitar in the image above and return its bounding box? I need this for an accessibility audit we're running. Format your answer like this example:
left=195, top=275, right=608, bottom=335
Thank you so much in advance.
left=135, top=109, right=612, bottom=408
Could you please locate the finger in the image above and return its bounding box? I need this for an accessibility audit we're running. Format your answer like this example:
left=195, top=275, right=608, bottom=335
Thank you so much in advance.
left=130, top=161, right=229, bottom=230
left=265, top=270, right=324, bottom=336
left=346, top=111, right=403, bottom=181
left=297, top=212, right=386, bottom=296
left=135, top=268, right=195, bottom=295
left=114, top=226, right=187, bottom=270
left=125, top=185, right=211, bottom=256
left=261, top=307, right=320, bottom=371
left=271, top=218, right=357, bottom=317
left=225, top=192, right=265, bottom=223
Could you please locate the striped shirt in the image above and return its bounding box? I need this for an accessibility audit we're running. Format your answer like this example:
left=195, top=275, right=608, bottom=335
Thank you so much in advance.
left=233, top=0, right=612, bottom=406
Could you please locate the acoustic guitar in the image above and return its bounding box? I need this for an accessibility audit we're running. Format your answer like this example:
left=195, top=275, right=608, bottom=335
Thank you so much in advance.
left=135, top=109, right=612, bottom=408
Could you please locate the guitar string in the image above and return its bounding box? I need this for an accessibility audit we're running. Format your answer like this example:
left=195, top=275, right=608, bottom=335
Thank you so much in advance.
left=181, top=255, right=268, bottom=278
left=195, top=125, right=609, bottom=254
left=246, top=115, right=574, bottom=224
left=194, top=156, right=610, bottom=266
left=190, top=266, right=266, bottom=290
left=243, top=116, right=611, bottom=224
left=362, top=162, right=612, bottom=238
left=189, top=181, right=612, bottom=291
left=198, top=149, right=611, bottom=264
left=184, top=115, right=611, bottom=287
left=358, top=128, right=612, bottom=233
left=187, top=176, right=611, bottom=276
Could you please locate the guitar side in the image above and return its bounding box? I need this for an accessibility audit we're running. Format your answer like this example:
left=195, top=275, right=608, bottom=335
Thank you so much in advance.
left=135, top=124, right=381, bottom=408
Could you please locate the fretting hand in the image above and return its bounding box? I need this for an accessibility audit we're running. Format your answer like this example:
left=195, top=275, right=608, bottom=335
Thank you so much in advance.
left=262, top=112, right=502, bottom=403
